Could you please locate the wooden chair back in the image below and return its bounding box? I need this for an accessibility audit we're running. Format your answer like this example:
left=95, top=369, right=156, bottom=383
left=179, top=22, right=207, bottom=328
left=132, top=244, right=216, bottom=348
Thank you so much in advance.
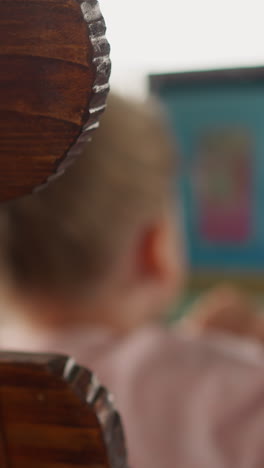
left=0, top=352, right=128, bottom=467
left=0, top=0, right=110, bottom=202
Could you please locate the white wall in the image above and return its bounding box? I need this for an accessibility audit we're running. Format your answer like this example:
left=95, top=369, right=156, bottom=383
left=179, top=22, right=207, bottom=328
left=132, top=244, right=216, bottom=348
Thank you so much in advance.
left=99, top=0, right=264, bottom=98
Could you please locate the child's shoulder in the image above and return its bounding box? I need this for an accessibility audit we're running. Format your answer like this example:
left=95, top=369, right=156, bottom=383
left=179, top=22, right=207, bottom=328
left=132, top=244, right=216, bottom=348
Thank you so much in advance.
left=109, top=326, right=264, bottom=468
left=104, top=324, right=264, bottom=410
left=116, top=324, right=264, bottom=371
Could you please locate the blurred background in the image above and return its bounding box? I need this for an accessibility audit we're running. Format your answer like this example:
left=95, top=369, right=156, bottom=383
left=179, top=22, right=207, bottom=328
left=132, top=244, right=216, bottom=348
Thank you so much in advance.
left=100, top=0, right=264, bottom=99
left=100, top=0, right=264, bottom=318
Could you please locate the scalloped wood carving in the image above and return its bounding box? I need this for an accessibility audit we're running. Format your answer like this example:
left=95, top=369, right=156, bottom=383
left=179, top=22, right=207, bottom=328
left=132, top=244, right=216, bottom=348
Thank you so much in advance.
left=0, top=0, right=110, bottom=202
left=0, top=352, right=127, bottom=467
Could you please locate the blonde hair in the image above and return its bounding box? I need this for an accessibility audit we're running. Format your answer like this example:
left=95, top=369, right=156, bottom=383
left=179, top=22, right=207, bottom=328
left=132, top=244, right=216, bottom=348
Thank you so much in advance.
left=4, top=93, right=175, bottom=297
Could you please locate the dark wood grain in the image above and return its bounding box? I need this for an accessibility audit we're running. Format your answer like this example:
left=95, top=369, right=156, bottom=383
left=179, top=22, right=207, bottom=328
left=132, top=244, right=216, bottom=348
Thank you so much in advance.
left=0, top=417, right=8, bottom=468
left=0, top=0, right=111, bottom=202
left=0, top=352, right=128, bottom=467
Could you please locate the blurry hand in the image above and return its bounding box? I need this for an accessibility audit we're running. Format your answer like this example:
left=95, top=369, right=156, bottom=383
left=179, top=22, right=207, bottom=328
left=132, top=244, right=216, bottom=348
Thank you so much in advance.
left=181, top=285, right=264, bottom=344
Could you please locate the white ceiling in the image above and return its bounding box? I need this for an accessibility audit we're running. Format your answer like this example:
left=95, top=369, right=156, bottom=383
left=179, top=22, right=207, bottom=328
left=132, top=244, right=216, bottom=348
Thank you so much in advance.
left=99, top=0, right=264, bottom=98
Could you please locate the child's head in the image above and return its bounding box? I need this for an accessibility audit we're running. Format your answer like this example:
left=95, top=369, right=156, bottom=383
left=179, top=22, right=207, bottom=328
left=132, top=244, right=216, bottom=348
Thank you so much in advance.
left=2, top=93, right=185, bottom=333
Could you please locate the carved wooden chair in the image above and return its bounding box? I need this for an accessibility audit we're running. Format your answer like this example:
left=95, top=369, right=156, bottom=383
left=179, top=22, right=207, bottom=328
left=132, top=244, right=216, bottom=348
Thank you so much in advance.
left=0, top=0, right=127, bottom=466
left=0, top=0, right=110, bottom=201
left=0, top=352, right=127, bottom=467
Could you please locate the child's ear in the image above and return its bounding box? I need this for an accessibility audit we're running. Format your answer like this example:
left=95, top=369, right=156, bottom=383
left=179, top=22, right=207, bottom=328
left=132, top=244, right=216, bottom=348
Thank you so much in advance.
left=139, top=224, right=164, bottom=279
left=138, top=219, right=179, bottom=283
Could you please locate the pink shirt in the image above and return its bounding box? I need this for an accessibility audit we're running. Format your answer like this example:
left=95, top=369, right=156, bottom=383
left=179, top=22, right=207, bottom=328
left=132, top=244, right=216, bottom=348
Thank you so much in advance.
left=1, top=324, right=264, bottom=468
